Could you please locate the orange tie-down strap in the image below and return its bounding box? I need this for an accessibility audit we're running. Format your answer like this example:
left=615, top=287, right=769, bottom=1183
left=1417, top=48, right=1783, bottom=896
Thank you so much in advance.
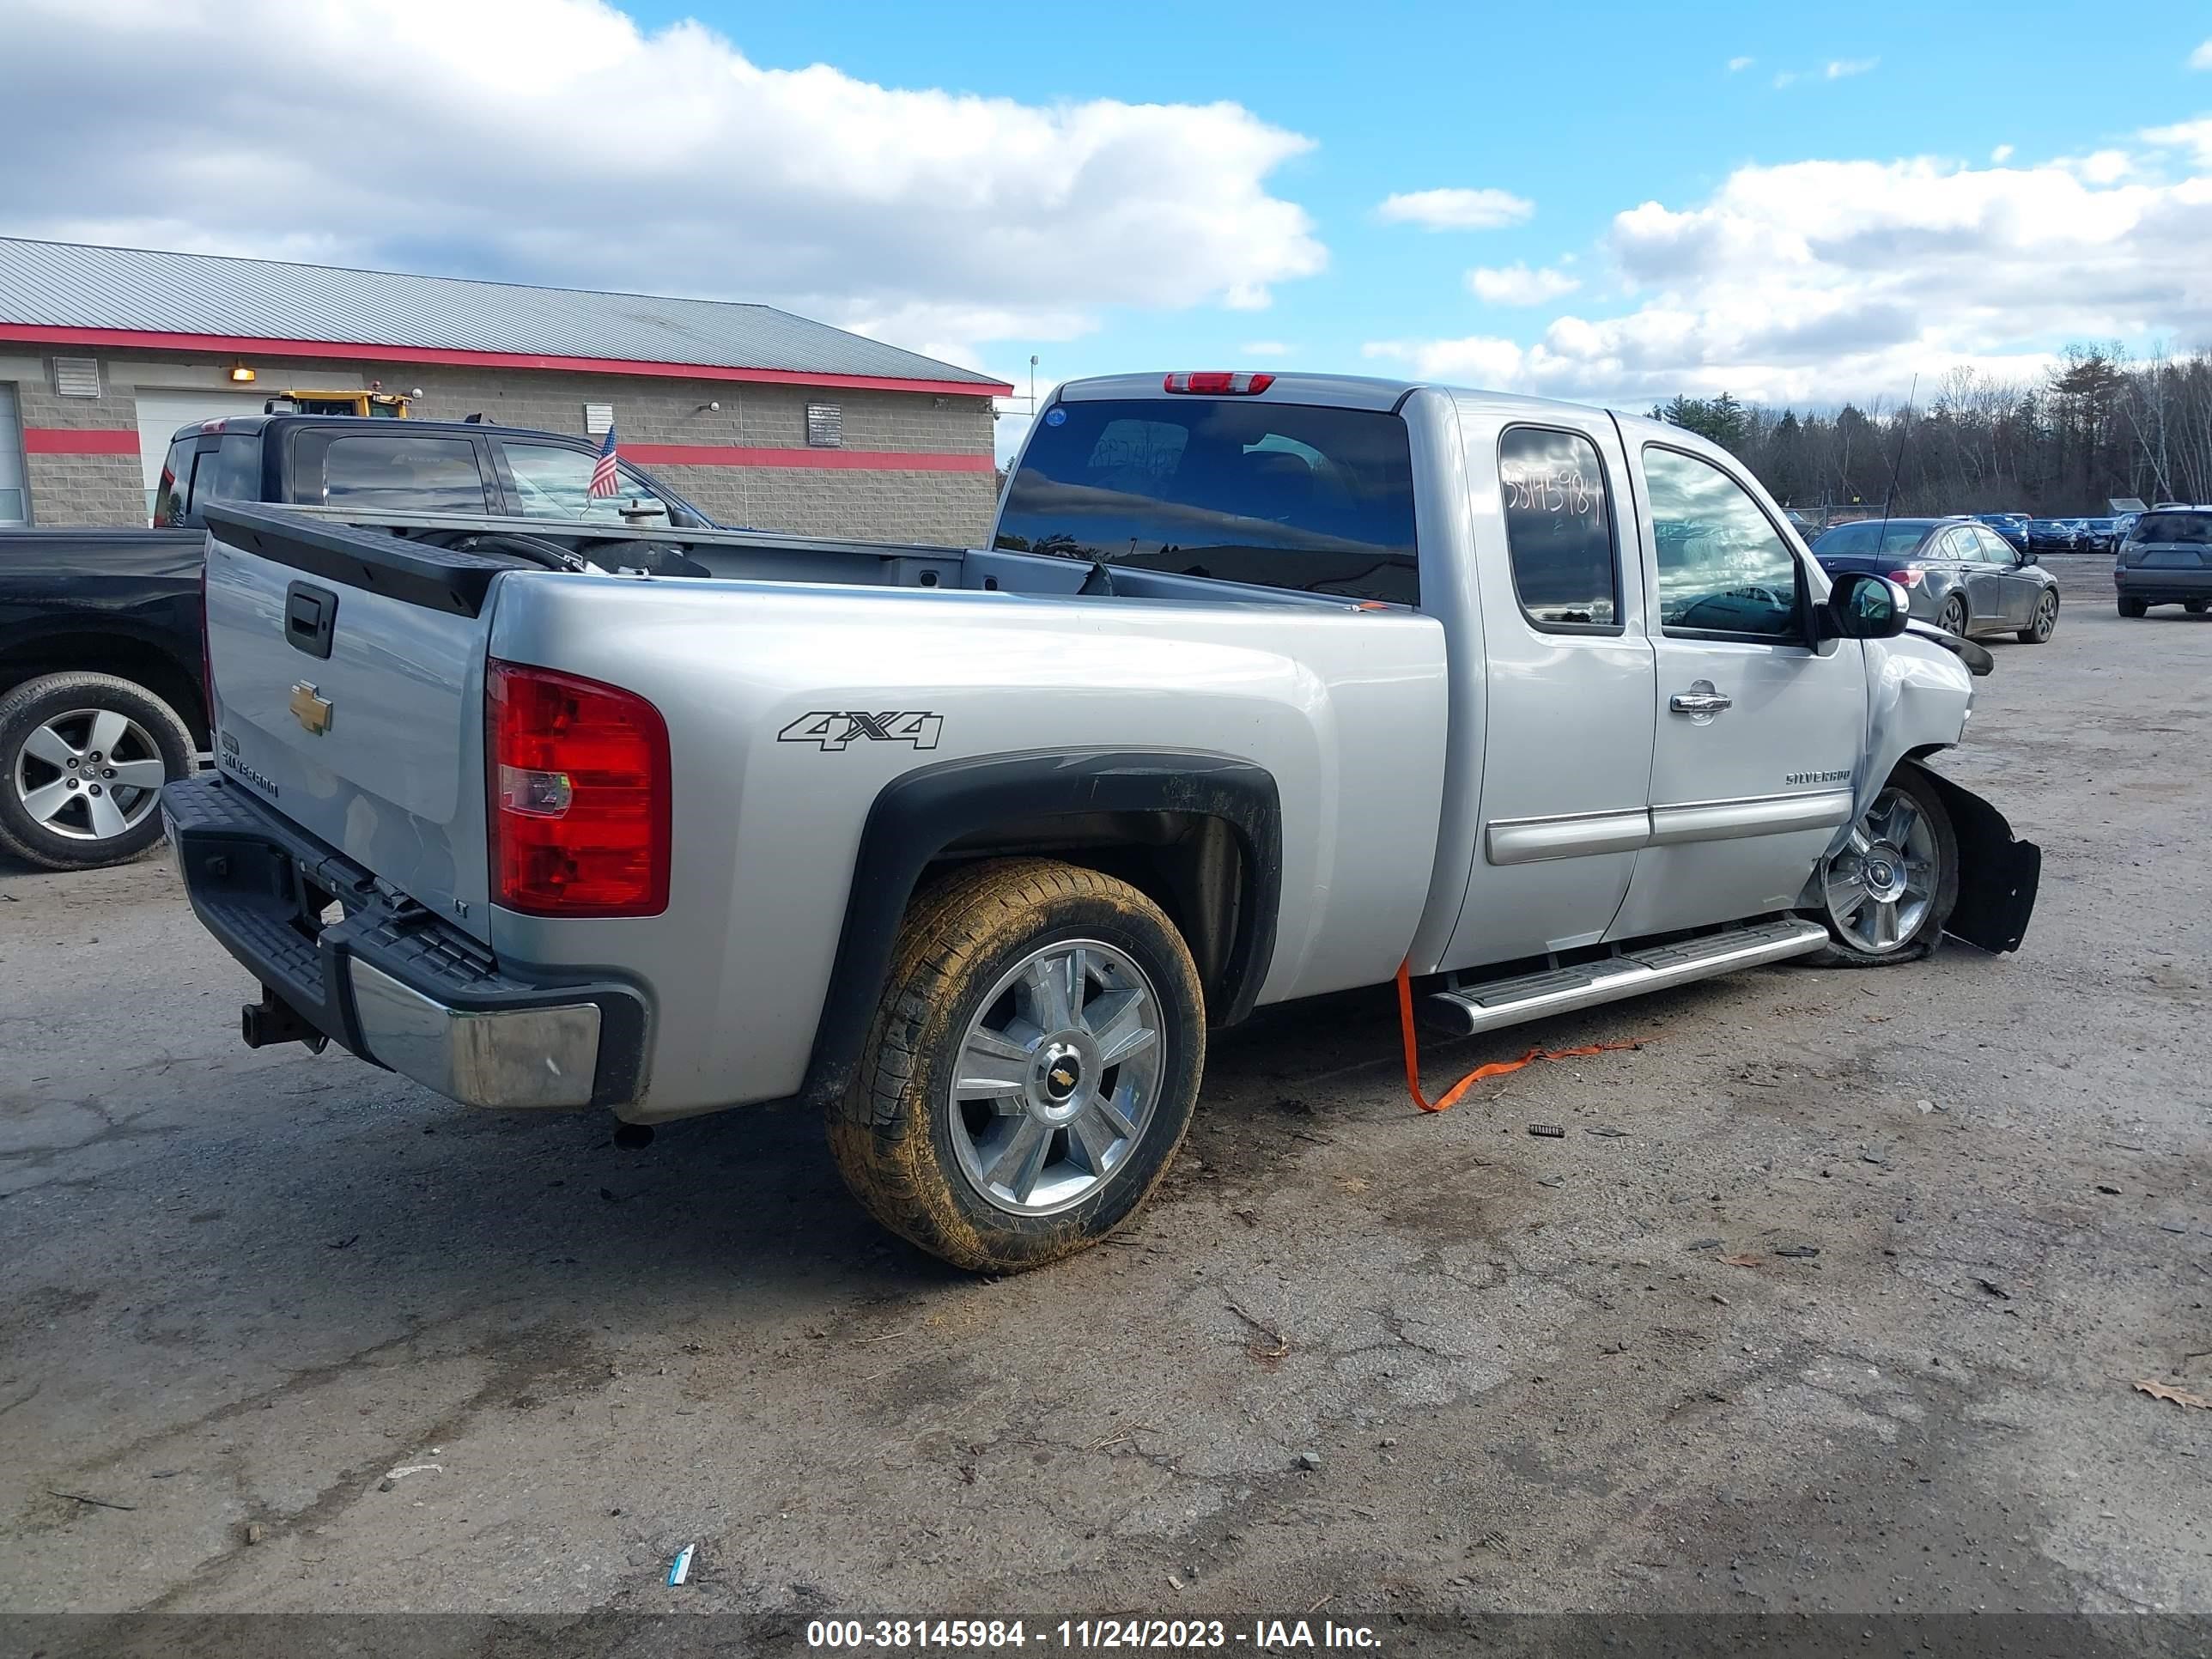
left=1394, top=961, right=1652, bottom=1114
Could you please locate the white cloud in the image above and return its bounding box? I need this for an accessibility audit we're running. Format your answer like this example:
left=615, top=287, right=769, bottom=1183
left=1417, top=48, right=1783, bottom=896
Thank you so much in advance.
left=2143, top=116, right=2212, bottom=167
left=1363, top=143, right=2212, bottom=407
left=2191, top=38, right=2212, bottom=69
left=1826, top=57, right=1879, bottom=80
left=0, top=0, right=1326, bottom=368
left=1728, top=56, right=1754, bottom=72
left=1239, top=340, right=1296, bottom=356
left=1991, top=144, right=2014, bottom=163
left=1772, top=71, right=1801, bottom=89
left=1467, top=263, right=1582, bottom=305
left=1376, top=187, right=1534, bottom=230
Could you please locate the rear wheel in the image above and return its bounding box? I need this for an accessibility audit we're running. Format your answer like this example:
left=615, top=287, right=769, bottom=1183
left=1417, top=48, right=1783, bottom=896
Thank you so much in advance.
left=1810, top=768, right=1959, bottom=968
left=0, top=672, right=194, bottom=871
left=828, top=858, right=1205, bottom=1273
left=2017, top=588, right=2059, bottom=643
left=2187, top=601, right=2208, bottom=616
left=2118, top=597, right=2148, bottom=618
left=1938, top=594, right=1970, bottom=635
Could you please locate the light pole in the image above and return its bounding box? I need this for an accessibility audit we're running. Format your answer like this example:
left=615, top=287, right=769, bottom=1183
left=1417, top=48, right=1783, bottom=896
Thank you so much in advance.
left=1030, top=355, right=1039, bottom=416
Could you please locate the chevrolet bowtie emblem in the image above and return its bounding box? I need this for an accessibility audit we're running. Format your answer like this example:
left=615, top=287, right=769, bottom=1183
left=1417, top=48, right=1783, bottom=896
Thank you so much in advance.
left=1050, top=1066, right=1077, bottom=1089
left=289, top=681, right=333, bottom=736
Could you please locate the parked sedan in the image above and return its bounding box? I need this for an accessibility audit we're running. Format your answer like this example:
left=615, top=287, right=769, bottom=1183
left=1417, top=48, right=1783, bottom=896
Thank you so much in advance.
left=2114, top=507, right=2212, bottom=617
left=1812, top=516, right=2062, bottom=642
left=2080, top=517, right=2120, bottom=553
left=2027, top=518, right=2084, bottom=553
left=1975, top=512, right=2033, bottom=554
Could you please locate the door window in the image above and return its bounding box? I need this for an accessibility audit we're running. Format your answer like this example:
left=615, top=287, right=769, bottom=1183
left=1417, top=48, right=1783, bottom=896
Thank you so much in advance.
left=498, top=441, right=672, bottom=521
left=1644, top=446, right=1802, bottom=639
left=298, top=432, right=490, bottom=514
left=1938, top=526, right=1981, bottom=562
left=1972, top=526, right=2017, bottom=562
left=1497, top=426, right=1620, bottom=631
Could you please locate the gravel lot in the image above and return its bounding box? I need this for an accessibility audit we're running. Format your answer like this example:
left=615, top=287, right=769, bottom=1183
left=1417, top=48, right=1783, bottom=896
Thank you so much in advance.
left=3, top=558, right=2206, bottom=1645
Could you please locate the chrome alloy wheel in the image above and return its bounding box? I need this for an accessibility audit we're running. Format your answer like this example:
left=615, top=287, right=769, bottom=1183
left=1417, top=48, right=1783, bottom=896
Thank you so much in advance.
left=948, top=938, right=1164, bottom=1217
left=11, top=708, right=167, bottom=843
left=1821, top=787, right=1939, bottom=955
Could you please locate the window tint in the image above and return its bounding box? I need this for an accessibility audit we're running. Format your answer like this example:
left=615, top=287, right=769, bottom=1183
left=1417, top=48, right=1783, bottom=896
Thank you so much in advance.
left=994, top=398, right=1419, bottom=603
left=1972, top=526, right=2015, bottom=561
left=152, top=438, right=195, bottom=526
left=2130, top=511, right=2212, bottom=544
left=1497, top=426, right=1618, bottom=629
left=498, top=441, right=672, bottom=522
left=193, top=433, right=259, bottom=513
left=298, top=432, right=489, bottom=514
left=1814, top=522, right=1875, bottom=556
left=1644, top=446, right=1802, bottom=638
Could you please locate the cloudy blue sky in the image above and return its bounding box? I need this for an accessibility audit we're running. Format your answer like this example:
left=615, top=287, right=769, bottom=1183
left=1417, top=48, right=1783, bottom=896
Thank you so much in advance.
left=4, top=0, right=2210, bottom=459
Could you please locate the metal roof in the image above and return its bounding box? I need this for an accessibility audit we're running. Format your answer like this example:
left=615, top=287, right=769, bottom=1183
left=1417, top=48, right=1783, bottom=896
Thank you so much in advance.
left=0, top=237, right=1006, bottom=392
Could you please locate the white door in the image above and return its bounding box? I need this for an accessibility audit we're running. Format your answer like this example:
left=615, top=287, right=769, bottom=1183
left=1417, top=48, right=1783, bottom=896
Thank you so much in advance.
left=132, top=390, right=271, bottom=521
left=0, top=384, right=26, bottom=525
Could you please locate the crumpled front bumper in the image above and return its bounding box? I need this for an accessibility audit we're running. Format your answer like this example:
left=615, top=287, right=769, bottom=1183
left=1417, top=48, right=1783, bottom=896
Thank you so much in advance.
left=161, top=774, right=647, bottom=1109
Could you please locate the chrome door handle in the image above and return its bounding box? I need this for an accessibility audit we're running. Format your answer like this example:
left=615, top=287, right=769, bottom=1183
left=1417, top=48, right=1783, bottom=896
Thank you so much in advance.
left=1669, top=690, right=1733, bottom=715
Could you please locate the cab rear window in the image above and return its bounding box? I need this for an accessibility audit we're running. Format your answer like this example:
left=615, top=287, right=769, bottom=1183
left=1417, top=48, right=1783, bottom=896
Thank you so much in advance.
left=994, top=398, right=1419, bottom=603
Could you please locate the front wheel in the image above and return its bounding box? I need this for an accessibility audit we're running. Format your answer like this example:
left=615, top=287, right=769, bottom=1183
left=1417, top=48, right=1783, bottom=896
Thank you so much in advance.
left=1809, top=769, right=1960, bottom=967
left=828, top=858, right=1205, bottom=1273
left=0, top=672, right=195, bottom=871
left=2017, top=588, right=2059, bottom=643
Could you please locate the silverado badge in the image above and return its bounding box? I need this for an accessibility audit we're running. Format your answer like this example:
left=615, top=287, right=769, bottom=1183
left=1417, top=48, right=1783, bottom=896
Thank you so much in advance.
left=289, top=681, right=333, bottom=736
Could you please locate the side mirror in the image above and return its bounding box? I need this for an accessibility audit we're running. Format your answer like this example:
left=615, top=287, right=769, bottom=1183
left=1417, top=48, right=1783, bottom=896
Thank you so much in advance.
left=2016, top=547, right=2038, bottom=565
left=1826, top=570, right=1911, bottom=639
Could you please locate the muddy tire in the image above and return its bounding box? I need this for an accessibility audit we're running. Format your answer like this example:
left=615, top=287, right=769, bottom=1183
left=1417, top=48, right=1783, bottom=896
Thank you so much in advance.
left=828, top=858, right=1205, bottom=1273
left=0, top=672, right=194, bottom=871
left=1808, top=766, right=1960, bottom=968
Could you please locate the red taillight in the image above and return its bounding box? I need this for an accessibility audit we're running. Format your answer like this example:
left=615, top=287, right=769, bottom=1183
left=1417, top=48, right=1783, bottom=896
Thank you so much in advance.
left=1886, top=568, right=1925, bottom=588
left=1162, top=371, right=1275, bottom=395
left=487, top=660, right=670, bottom=918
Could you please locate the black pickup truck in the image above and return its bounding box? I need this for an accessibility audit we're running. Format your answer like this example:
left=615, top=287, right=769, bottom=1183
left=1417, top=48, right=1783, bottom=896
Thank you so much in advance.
left=0, top=414, right=709, bottom=870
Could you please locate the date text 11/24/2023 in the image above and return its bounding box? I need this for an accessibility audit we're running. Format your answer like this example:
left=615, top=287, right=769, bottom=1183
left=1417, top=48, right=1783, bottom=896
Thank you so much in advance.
left=804, top=1619, right=1383, bottom=1650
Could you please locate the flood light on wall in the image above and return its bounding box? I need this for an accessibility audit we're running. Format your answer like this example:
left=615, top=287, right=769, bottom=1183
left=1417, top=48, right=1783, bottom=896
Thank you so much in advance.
left=228, top=364, right=257, bottom=383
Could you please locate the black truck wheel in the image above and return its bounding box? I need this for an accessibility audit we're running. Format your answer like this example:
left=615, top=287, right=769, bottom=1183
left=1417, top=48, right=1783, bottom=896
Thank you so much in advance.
left=0, top=672, right=195, bottom=870
left=828, top=858, right=1205, bottom=1273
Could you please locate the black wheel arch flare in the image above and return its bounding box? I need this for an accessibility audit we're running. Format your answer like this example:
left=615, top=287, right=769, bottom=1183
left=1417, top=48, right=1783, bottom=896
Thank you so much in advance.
left=793, top=749, right=1283, bottom=1112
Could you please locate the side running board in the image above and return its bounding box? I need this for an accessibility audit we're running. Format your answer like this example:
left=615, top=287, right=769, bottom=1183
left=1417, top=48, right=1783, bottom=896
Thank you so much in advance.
left=1423, top=916, right=1829, bottom=1036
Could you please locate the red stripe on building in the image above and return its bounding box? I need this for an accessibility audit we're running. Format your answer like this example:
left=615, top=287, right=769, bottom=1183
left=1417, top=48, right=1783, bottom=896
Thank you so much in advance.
left=21, top=428, right=140, bottom=455
left=623, top=444, right=994, bottom=471
left=0, top=325, right=1013, bottom=398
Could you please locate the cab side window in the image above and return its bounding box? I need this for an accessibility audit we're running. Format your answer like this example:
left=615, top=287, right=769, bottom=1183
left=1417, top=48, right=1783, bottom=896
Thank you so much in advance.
left=1498, top=426, right=1620, bottom=632
left=1644, top=445, right=1802, bottom=640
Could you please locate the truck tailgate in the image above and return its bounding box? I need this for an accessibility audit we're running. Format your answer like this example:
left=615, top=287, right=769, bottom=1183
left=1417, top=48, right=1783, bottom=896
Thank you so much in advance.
left=200, top=504, right=510, bottom=940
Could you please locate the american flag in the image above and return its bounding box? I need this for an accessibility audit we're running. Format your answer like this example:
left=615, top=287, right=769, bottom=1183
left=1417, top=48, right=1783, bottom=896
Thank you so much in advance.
left=587, top=426, right=620, bottom=498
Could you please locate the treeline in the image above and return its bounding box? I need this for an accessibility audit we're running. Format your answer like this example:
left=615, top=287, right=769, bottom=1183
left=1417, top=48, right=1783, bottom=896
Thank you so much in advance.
left=1650, top=345, right=2212, bottom=516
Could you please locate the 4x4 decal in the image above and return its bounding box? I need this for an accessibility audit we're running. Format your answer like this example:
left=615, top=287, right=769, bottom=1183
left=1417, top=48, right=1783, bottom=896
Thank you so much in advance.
left=777, top=710, right=944, bottom=752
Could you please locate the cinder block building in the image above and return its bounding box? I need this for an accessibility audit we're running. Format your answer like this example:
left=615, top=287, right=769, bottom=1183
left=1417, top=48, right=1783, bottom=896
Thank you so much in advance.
left=0, top=237, right=1009, bottom=542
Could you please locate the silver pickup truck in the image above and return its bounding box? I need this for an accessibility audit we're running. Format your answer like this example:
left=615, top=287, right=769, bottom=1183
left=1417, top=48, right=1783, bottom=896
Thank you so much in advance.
left=165, top=371, right=2039, bottom=1272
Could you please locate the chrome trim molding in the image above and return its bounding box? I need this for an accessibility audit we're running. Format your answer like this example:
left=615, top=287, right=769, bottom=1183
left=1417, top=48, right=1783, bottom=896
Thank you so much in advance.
left=1485, top=788, right=1854, bottom=866
left=1486, top=807, right=1650, bottom=866
left=1649, top=788, right=1853, bottom=847
left=349, top=958, right=600, bottom=1109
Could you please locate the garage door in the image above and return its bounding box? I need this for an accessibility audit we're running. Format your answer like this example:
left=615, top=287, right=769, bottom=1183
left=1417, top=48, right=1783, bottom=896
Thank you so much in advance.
left=132, top=390, right=277, bottom=520
left=0, top=383, right=25, bottom=526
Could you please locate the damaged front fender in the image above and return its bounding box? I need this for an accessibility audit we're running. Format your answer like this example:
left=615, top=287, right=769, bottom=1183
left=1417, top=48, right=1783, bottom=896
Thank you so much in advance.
left=1910, top=763, right=2041, bottom=954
